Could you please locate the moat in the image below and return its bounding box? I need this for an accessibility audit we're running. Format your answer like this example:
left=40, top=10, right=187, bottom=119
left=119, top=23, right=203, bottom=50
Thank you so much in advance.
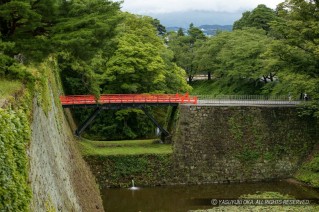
left=101, top=180, right=319, bottom=211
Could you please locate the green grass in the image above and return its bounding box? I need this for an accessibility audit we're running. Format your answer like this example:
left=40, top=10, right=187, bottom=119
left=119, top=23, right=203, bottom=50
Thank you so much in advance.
left=79, top=139, right=172, bottom=156
left=0, top=79, right=23, bottom=98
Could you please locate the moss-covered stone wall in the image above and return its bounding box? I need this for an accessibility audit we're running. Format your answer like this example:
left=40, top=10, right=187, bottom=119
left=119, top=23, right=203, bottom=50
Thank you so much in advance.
left=172, top=105, right=319, bottom=184
left=85, top=154, right=173, bottom=188
left=28, top=59, right=104, bottom=211
left=86, top=105, right=319, bottom=188
left=1, top=58, right=105, bottom=211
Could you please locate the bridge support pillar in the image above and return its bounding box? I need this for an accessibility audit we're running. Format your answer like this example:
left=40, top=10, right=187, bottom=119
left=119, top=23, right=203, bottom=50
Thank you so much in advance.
left=140, top=106, right=170, bottom=138
left=75, top=107, right=102, bottom=136
left=167, top=106, right=178, bottom=132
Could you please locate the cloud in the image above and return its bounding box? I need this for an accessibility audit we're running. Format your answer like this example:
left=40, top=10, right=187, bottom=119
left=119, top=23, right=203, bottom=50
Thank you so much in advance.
left=120, top=0, right=283, bottom=14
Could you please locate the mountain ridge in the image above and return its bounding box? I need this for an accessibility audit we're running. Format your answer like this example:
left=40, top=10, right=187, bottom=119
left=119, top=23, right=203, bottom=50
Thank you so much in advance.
left=166, top=24, right=233, bottom=36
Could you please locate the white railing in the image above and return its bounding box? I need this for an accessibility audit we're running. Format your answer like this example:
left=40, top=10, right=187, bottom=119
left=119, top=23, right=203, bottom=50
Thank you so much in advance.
left=195, top=95, right=302, bottom=105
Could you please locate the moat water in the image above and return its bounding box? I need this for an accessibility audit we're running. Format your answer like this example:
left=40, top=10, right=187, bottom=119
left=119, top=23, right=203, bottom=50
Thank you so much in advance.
left=101, top=180, right=319, bottom=212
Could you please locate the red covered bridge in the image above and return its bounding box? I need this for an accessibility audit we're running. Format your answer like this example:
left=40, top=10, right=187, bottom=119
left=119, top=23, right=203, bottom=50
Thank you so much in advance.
left=60, top=93, right=197, bottom=137
left=60, top=93, right=197, bottom=107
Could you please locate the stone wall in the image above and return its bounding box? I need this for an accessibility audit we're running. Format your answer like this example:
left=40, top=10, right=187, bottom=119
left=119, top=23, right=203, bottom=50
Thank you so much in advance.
left=29, top=63, right=104, bottom=211
left=87, top=105, right=319, bottom=188
left=172, top=105, right=319, bottom=184
left=85, top=154, right=173, bottom=188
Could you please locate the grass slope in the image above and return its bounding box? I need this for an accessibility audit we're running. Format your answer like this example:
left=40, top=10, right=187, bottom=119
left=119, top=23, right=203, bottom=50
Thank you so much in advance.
left=0, top=79, right=22, bottom=98
left=79, top=139, right=172, bottom=156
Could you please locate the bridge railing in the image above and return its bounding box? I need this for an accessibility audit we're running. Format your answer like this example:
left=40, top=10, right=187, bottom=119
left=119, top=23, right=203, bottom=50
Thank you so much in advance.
left=60, top=93, right=198, bottom=105
left=196, top=95, right=301, bottom=105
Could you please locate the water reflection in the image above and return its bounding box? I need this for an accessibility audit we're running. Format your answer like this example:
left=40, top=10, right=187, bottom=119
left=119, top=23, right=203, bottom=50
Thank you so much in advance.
left=101, top=180, right=319, bottom=212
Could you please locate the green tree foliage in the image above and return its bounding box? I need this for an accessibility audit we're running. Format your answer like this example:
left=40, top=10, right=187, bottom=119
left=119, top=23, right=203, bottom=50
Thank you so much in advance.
left=218, top=28, right=271, bottom=81
left=0, top=0, right=58, bottom=61
left=190, top=1, right=319, bottom=97
left=54, top=0, right=121, bottom=96
left=82, top=14, right=190, bottom=140
left=194, top=28, right=272, bottom=94
left=188, top=23, right=206, bottom=43
left=0, top=36, right=15, bottom=76
left=0, top=34, right=34, bottom=82
left=233, top=4, right=277, bottom=32
left=167, top=23, right=206, bottom=82
left=103, top=14, right=190, bottom=94
left=194, top=31, right=228, bottom=80
left=152, top=18, right=166, bottom=36
left=264, top=0, right=319, bottom=97
left=0, top=0, right=41, bottom=38
left=103, top=15, right=167, bottom=93
left=177, top=28, right=184, bottom=36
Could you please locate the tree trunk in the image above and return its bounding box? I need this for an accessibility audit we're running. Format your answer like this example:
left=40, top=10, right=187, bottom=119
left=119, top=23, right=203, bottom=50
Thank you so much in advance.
left=269, top=73, right=276, bottom=81
left=269, top=73, right=273, bottom=81
left=263, top=75, right=267, bottom=83
left=207, top=71, right=211, bottom=80
left=188, top=75, right=192, bottom=83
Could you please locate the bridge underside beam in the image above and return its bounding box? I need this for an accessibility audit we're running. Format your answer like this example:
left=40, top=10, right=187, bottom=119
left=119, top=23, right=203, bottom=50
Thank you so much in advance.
left=140, top=106, right=170, bottom=137
left=75, top=107, right=102, bottom=136
left=73, top=105, right=171, bottom=138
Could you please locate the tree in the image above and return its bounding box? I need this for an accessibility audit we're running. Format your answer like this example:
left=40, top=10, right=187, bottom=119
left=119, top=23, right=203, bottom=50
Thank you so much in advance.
left=84, top=14, right=190, bottom=140
left=0, top=35, right=15, bottom=76
left=188, top=23, right=206, bottom=43
left=233, top=11, right=251, bottom=30
left=152, top=18, right=166, bottom=36
left=218, top=28, right=272, bottom=82
left=53, top=0, right=121, bottom=96
left=177, top=28, right=184, bottom=36
left=104, top=33, right=167, bottom=93
left=0, top=0, right=41, bottom=38
left=193, top=28, right=274, bottom=94
left=0, top=0, right=59, bottom=61
left=265, top=0, right=319, bottom=97
left=233, top=4, right=277, bottom=32
left=195, top=31, right=230, bottom=80
left=103, top=14, right=190, bottom=94
left=168, top=23, right=206, bottom=82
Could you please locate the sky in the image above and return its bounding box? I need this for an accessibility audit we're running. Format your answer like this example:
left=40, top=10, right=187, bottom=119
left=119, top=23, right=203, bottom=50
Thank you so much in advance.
left=117, top=0, right=284, bottom=27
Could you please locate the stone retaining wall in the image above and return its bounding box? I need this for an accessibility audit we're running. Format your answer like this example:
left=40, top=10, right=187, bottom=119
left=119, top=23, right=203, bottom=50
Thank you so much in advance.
left=87, top=105, right=319, bottom=187
left=172, top=105, right=319, bottom=184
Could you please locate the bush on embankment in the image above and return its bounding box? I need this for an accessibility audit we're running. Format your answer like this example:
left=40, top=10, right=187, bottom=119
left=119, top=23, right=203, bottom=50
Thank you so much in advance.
left=0, top=99, right=32, bottom=211
left=295, top=153, right=319, bottom=188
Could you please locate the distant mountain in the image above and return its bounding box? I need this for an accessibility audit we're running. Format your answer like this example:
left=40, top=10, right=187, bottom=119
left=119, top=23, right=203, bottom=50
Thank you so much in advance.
left=166, top=27, right=185, bottom=32
left=145, top=10, right=242, bottom=28
left=166, top=25, right=232, bottom=36
left=199, top=25, right=233, bottom=35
